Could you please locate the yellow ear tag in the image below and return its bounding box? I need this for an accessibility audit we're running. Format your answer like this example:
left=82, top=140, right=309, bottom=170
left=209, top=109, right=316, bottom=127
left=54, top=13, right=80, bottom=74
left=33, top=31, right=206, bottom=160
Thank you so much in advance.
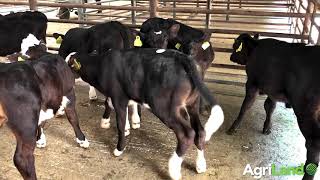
left=175, top=43, right=181, bottom=50
left=18, top=56, right=25, bottom=61
left=236, top=42, right=242, bottom=52
left=201, top=41, right=210, bottom=50
left=56, top=36, right=63, bottom=44
left=72, top=59, right=81, bottom=71
left=134, top=36, right=143, bottom=47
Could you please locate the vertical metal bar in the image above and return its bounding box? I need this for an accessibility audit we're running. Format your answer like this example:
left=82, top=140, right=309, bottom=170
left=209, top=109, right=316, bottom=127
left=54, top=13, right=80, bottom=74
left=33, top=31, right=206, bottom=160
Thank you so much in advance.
left=173, top=0, right=176, bottom=19
left=131, top=0, right=136, bottom=25
left=78, top=0, right=85, bottom=28
left=29, top=0, right=37, bottom=10
left=150, top=0, right=158, bottom=17
left=205, top=0, right=211, bottom=28
left=226, top=0, right=230, bottom=21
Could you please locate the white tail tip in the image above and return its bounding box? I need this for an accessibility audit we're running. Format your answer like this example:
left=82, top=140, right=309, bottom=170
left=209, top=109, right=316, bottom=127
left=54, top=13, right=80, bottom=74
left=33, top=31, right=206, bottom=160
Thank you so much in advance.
left=204, top=105, right=224, bottom=142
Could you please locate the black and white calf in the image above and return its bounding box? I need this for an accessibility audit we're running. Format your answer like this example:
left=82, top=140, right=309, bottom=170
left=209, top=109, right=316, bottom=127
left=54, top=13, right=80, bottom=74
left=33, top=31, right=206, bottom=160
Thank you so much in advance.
left=65, top=48, right=224, bottom=180
left=228, top=33, right=320, bottom=180
left=19, top=34, right=90, bottom=149
left=54, top=21, right=142, bottom=132
left=0, top=11, right=47, bottom=57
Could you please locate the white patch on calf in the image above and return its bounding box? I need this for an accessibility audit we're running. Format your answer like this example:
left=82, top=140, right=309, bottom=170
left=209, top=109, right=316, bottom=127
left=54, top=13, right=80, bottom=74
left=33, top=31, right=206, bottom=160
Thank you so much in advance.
left=168, top=152, right=183, bottom=180
left=156, top=49, right=166, bottom=53
left=154, top=30, right=162, bottom=35
left=56, top=96, right=70, bottom=116
left=204, top=105, right=224, bottom=141
left=100, top=118, right=111, bottom=129
left=88, top=86, right=98, bottom=100
left=113, top=148, right=124, bottom=157
left=196, top=149, right=206, bottom=173
left=38, top=109, right=54, bottom=125
left=36, top=128, right=46, bottom=148
left=65, top=52, right=77, bottom=63
left=76, top=138, right=90, bottom=148
left=21, top=34, right=41, bottom=57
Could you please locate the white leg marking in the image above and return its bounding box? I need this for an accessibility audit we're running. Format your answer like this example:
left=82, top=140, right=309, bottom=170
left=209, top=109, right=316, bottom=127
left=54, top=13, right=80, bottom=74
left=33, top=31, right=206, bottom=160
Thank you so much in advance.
left=168, top=152, right=183, bottom=180
left=196, top=149, right=206, bottom=173
left=204, top=105, right=224, bottom=142
left=36, top=128, right=46, bottom=148
left=129, top=102, right=140, bottom=129
left=125, top=106, right=131, bottom=136
left=100, top=118, right=111, bottom=129
left=113, top=148, right=124, bottom=157
left=76, top=138, right=90, bottom=148
left=56, top=96, right=70, bottom=116
left=88, top=86, right=98, bottom=100
left=107, top=97, right=114, bottom=109
left=38, top=109, right=54, bottom=125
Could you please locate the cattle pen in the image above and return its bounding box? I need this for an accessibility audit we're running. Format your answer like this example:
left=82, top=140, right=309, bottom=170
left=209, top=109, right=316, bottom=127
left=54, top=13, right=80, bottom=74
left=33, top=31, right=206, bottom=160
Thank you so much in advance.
left=1, top=0, right=320, bottom=180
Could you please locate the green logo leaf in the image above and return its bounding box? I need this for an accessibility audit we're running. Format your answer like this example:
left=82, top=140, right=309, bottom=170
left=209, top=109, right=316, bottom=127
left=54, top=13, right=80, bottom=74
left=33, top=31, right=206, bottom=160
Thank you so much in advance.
left=306, top=163, right=317, bottom=176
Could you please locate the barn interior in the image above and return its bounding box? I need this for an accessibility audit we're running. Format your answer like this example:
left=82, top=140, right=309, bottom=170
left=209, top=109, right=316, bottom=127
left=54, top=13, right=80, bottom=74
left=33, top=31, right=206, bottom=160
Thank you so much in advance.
left=0, top=0, right=319, bottom=179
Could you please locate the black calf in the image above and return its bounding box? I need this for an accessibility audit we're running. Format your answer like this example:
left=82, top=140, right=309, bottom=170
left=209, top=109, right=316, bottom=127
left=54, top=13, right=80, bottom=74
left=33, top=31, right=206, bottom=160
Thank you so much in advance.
left=66, top=48, right=224, bottom=180
left=228, top=33, right=320, bottom=180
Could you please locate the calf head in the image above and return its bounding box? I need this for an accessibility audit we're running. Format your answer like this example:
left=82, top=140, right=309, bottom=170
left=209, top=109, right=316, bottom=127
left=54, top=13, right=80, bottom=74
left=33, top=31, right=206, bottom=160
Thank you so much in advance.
left=230, top=33, right=258, bottom=65
left=21, top=34, right=47, bottom=60
left=142, top=24, right=180, bottom=49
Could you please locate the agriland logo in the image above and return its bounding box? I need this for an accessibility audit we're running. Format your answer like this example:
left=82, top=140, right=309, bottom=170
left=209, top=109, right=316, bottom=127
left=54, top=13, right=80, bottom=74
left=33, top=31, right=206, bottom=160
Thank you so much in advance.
left=243, top=163, right=310, bottom=179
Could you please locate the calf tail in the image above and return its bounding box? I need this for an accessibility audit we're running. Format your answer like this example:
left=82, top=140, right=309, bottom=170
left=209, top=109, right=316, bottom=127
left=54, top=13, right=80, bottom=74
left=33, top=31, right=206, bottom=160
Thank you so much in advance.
left=177, top=53, right=224, bottom=141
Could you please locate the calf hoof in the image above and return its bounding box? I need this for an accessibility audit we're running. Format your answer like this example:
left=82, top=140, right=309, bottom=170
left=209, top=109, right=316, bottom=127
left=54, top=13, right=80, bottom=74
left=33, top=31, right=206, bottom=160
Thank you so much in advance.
left=55, top=110, right=65, bottom=117
left=36, top=134, right=47, bottom=148
left=169, top=153, right=183, bottom=180
left=113, top=148, right=124, bottom=157
left=262, top=128, right=271, bottom=135
left=132, top=122, right=140, bottom=129
left=226, top=128, right=237, bottom=135
left=76, top=138, right=90, bottom=148
left=125, top=129, right=130, bottom=136
left=100, top=118, right=111, bottom=129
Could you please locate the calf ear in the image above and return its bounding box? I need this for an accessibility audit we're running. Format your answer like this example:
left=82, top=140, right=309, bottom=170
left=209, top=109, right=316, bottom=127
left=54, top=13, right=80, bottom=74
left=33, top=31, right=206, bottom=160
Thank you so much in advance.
left=53, top=33, right=64, bottom=40
left=169, top=24, right=180, bottom=38
left=253, top=33, right=259, bottom=40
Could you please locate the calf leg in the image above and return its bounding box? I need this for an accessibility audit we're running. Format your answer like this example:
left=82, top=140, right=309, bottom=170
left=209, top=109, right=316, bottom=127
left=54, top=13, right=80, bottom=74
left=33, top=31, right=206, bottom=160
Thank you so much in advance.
left=101, top=99, right=112, bottom=129
left=128, top=102, right=141, bottom=129
left=187, top=99, right=207, bottom=174
left=113, top=97, right=129, bottom=156
left=303, top=138, right=320, bottom=180
left=10, top=117, right=38, bottom=180
left=36, top=124, right=46, bottom=148
left=262, top=97, right=275, bottom=135
left=65, top=90, right=89, bottom=148
left=227, top=84, right=258, bottom=135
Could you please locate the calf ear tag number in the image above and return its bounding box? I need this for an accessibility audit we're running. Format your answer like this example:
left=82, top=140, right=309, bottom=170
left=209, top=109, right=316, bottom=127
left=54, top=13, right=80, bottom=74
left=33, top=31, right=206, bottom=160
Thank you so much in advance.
left=236, top=42, right=243, bottom=52
left=175, top=43, right=181, bottom=50
left=201, top=41, right=210, bottom=50
left=56, top=36, right=63, bottom=44
left=72, top=59, right=81, bottom=71
left=134, top=36, right=143, bottom=47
